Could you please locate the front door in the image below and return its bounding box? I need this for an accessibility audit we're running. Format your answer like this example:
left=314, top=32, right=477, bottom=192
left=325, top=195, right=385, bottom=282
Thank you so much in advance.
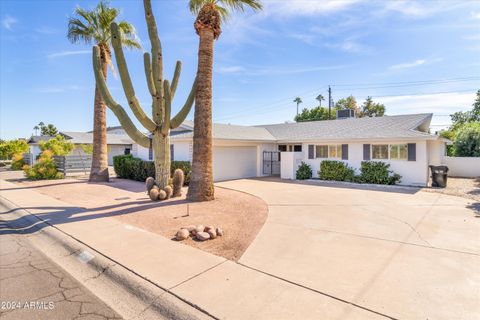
left=263, top=151, right=280, bottom=175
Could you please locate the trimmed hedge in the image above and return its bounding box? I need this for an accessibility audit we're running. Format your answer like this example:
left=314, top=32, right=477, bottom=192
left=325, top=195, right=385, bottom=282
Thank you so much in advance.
left=296, top=161, right=312, bottom=180
left=317, top=160, right=401, bottom=185
left=318, top=160, right=355, bottom=182
left=113, top=154, right=191, bottom=185
left=357, top=161, right=401, bottom=185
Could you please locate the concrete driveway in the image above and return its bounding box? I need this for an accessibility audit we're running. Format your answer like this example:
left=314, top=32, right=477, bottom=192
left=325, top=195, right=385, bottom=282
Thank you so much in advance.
left=217, top=178, right=480, bottom=320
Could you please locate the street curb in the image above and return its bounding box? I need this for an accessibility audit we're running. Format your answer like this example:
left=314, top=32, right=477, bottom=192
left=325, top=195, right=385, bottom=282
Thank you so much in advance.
left=0, top=195, right=215, bottom=320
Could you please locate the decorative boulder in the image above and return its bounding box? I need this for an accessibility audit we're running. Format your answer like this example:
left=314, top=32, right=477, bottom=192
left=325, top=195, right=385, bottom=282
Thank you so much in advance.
left=175, top=229, right=189, bottom=241
left=149, top=189, right=159, bottom=201
left=196, top=232, right=210, bottom=241
left=183, top=225, right=196, bottom=233
left=145, top=177, right=155, bottom=194
left=194, top=225, right=205, bottom=235
left=204, top=225, right=214, bottom=232
left=207, top=228, right=217, bottom=239
left=216, top=227, right=224, bottom=236
left=158, top=190, right=167, bottom=200
left=164, top=185, right=173, bottom=199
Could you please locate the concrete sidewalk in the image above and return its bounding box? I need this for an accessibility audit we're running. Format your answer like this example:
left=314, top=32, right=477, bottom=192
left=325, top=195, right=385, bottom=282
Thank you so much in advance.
left=0, top=179, right=388, bottom=320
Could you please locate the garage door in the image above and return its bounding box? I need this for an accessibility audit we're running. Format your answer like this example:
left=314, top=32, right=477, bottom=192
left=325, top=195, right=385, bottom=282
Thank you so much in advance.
left=213, top=146, right=257, bottom=181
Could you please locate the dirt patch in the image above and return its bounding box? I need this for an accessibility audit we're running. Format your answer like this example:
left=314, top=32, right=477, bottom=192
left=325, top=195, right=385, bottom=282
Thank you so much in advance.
left=9, top=177, right=268, bottom=261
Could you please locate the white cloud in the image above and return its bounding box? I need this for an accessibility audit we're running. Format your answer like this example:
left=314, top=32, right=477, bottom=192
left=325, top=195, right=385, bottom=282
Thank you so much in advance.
left=215, top=64, right=346, bottom=76
left=216, top=66, right=246, bottom=74
left=265, top=0, right=362, bottom=16
left=471, top=11, right=480, bottom=19
left=324, top=39, right=371, bottom=53
left=35, top=26, right=61, bottom=35
left=462, top=34, right=480, bottom=40
left=47, top=50, right=91, bottom=59
left=2, top=15, right=17, bottom=30
left=34, top=85, right=83, bottom=93
left=288, top=33, right=315, bottom=44
left=388, top=58, right=443, bottom=70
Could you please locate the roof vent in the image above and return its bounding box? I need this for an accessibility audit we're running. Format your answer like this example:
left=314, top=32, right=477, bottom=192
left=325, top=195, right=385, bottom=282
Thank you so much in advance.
left=336, top=109, right=355, bottom=119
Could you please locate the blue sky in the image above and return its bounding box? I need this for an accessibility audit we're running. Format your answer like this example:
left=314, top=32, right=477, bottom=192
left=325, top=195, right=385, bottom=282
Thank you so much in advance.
left=1, top=0, right=479, bottom=139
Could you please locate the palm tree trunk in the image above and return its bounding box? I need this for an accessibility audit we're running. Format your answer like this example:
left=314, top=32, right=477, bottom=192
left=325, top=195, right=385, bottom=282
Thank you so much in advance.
left=89, top=45, right=110, bottom=182
left=187, top=28, right=215, bottom=201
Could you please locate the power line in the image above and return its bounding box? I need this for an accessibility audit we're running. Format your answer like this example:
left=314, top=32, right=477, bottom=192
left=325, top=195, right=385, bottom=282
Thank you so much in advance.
left=331, top=76, right=480, bottom=88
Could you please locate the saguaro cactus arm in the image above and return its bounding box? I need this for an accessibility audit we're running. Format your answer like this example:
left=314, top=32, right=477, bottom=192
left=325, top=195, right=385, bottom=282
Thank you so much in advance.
left=170, top=78, right=197, bottom=129
left=92, top=46, right=151, bottom=148
left=170, top=61, right=181, bottom=99
left=143, top=0, right=163, bottom=122
left=110, top=23, right=157, bottom=132
left=161, top=80, right=172, bottom=136
left=143, top=52, right=156, bottom=97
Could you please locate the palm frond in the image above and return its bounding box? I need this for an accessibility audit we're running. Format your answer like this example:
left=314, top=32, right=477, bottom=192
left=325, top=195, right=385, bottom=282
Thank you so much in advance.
left=188, top=0, right=262, bottom=21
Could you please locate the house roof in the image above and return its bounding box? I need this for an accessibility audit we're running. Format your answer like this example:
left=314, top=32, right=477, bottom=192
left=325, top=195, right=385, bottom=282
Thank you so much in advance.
left=61, top=132, right=134, bottom=145
left=257, top=113, right=435, bottom=142
left=171, top=122, right=277, bottom=141
left=27, top=136, right=54, bottom=144
left=171, top=113, right=437, bottom=142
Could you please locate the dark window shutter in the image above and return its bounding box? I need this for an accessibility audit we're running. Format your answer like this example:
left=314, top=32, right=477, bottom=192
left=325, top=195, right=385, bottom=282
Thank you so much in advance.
left=170, top=144, right=174, bottom=161
left=342, top=144, right=348, bottom=160
left=363, top=144, right=371, bottom=160
left=308, top=145, right=314, bottom=159
left=408, top=143, right=416, bottom=161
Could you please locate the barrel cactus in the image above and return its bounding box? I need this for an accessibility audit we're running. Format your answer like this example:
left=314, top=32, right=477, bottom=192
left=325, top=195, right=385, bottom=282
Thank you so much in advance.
left=164, top=185, right=173, bottom=199
left=145, top=177, right=155, bottom=194
left=173, top=169, right=184, bottom=197
left=149, top=188, right=159, bottom=201
left=158, top=189, right=167, bottom=200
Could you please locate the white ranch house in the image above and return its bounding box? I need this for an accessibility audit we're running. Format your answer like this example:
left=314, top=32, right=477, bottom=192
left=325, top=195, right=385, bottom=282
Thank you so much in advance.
left=28, top=113, right=458, bottom=186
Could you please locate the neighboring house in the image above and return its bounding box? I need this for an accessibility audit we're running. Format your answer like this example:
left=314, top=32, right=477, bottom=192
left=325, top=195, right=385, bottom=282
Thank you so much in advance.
left=134, top=113, right=448, bottom=186
left=27, top=127, right=134, bottom=166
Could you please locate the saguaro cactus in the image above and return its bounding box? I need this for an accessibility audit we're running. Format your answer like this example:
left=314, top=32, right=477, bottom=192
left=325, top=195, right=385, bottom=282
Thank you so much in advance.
left=92, top=0, right=196, bottom=189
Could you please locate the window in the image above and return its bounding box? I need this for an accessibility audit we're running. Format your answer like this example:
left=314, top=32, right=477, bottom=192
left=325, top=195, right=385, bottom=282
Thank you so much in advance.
left=293, top=145, right=302, bottom=152
left=328, top=145, right=342, bottom=159
left=124, top=148, right=131, bottom=155
left=316, top=145, right=342, bottom=159
left=390, top=144, right=408, bottom=160
left=372, top=144, right=388, bottom=159
left=278, top=145, right=287, bottom=152
left=316, top=145, right=328, bottom=158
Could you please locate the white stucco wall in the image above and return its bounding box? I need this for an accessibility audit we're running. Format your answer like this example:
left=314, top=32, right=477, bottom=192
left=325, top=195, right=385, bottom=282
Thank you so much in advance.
left=108, top=145, right=131, bottom=165
left=172, top=141, right=190, bottom=161
left=442, top=157, right=480, bottom=177
left=302, top=140, right=430, bottom=186
left=427, top=140, right=446, bottom=166
left=280, top=152, right=303, bottom=179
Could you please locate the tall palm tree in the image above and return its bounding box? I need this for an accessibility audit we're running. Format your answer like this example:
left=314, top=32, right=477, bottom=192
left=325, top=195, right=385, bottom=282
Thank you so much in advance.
left=294, top=96, right=303, bottom=115
left=67, top=0, right=140, bottom=182
left=316, top=94, right=325, bottom=107
left=33, top=125, right=39, bottom=136
left=187, top=0, right=262, bottom=202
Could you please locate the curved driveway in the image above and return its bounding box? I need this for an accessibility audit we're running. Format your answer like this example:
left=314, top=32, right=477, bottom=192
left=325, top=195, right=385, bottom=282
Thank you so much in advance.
left=217, top=178, right=480, bottom=320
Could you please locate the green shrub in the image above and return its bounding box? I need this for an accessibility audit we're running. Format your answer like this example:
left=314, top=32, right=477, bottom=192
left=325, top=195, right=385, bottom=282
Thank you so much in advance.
left=318, top=160, right=355, bottom=182
left=453, top=122, right=480, bottom=157
left=357, top=161, right=401, bottom=185
left=0, top=139, right=29, bottom=160
left=296, top=161, right=312, bottom=180
left=11, top=153, right=25, bottom=170
left=113, top=155, right=190, bottom=185
left=23, top=150, right=64, bottom=180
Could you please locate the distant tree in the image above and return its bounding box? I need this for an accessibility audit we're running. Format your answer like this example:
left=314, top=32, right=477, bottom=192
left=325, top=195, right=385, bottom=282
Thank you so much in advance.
left=293, top=97, right=303, bottom=115
left=316, top=94, right=325, bottom=107
left=335, top=95, right=360, bottom=115
left=33, top=125, right=39, bottom=135
left=295, top=106, right=336, bottom=122
left=360, top=96, right=386, bottom=117
left=80, top=144, right=94, bottom=155
left=453, top=122, right=480, bottom=157
left=40, top=124, right=58, bottom=136
left=40, top=135, right=74, bottom=156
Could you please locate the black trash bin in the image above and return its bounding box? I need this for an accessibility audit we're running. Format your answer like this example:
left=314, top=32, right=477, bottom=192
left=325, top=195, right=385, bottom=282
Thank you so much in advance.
left=429, top=165, right=449, bottom=188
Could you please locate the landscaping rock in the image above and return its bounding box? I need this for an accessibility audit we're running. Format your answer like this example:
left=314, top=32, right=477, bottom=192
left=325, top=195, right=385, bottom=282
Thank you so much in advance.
left=207, top=228, right=217, bottom=239
left=216, top=227, right=224, bottom=236
left=194, top=225, right=204, bottom=235
left=183, top=225, right=196, bottom=233
left=196, top=232, right=210, bottom=241
left=204, top=225, right=214, bottom=232
left=149, top=189, right=159, bottom=201
left=175, top=229, right=189, bottom=241
left=158, top=190, right=167, bottom=200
